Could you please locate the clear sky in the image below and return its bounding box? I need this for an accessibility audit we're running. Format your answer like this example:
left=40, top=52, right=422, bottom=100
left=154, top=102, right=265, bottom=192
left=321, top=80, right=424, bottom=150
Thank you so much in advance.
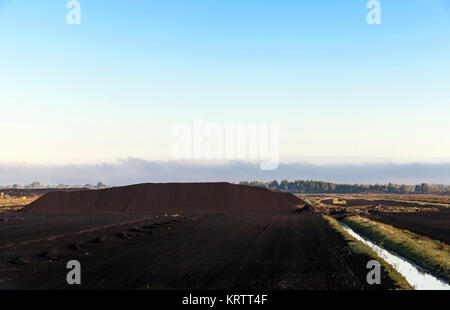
left=1, top=0, right=449, bottom=167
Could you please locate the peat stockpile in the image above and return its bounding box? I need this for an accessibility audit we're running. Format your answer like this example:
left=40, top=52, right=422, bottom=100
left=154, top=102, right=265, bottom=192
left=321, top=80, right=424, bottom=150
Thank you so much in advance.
left=22, top=183, right=306, bottom=215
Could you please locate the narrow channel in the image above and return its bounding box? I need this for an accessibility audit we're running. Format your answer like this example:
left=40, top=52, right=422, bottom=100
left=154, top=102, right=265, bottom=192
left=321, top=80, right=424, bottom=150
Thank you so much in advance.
left=337, top=221, right=450, bottom=290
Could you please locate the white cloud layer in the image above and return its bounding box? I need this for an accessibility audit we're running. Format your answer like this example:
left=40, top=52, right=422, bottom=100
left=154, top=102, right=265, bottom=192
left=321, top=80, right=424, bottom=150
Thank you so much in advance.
left=1, top=159, right=449, bottom=186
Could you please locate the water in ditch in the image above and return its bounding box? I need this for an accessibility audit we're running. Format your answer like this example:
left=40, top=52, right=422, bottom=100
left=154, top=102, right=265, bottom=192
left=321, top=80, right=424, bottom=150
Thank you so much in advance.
left=338, top=221, right=449, bottom=290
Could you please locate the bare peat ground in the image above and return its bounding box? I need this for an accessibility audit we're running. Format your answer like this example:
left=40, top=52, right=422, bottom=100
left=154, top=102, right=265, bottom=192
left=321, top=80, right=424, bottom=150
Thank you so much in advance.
left=321, top=198, right=439, bottom=209
left=318, top=196, right=450, bottom=245
left=0, top=210, right=399, bottom=290
left=0, top=188, right=86, bottom=197
left=368, top=209, right=450, bottom=245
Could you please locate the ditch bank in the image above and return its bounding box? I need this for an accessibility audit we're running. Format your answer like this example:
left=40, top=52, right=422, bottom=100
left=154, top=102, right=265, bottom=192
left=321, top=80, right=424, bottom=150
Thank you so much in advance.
left=338, top=218, right=449, bottom=290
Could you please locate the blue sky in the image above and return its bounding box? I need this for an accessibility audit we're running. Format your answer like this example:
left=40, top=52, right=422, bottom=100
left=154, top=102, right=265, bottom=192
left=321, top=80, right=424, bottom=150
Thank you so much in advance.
left=1, top=1, right=449, bottom=171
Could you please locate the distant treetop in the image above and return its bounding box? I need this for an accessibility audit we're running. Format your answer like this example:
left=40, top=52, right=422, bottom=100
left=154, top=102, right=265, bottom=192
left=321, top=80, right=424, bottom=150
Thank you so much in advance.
left=239, top=180, right=448, bottom=194
left=0, top=181, right=108, bottom=190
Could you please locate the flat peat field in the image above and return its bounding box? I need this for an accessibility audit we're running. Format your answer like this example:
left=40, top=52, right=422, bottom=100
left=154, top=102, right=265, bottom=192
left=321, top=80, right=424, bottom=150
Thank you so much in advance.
left=318, top=195, right=450, bottom=244
left=321, top=198, right=441, bottom=209
left=0, top=211, right=399, bottom=290
left=318, top=195, right=450, bottom=245
left=368, top=209, right=450, bottom=244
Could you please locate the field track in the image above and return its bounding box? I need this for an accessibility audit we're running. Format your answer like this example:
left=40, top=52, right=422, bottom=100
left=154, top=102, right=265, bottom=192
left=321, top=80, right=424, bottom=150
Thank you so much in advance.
left=0, top=211, right=400, bottom=289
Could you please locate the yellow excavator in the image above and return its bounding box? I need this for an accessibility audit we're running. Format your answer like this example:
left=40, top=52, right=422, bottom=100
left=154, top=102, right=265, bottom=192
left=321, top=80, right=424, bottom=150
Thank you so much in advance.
left=333, top=198, right=347, bottom=205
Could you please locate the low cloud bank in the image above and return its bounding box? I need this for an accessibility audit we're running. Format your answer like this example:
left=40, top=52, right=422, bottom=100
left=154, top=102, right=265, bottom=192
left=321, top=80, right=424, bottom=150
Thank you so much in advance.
left=1, top=159, right=449, bottom=186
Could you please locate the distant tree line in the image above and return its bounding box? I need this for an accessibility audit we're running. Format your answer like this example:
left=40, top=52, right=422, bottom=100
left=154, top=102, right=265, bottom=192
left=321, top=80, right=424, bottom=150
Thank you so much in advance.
left=239, top=180, right=449, bottom=194
left=0, top=181, right=108, bottom=190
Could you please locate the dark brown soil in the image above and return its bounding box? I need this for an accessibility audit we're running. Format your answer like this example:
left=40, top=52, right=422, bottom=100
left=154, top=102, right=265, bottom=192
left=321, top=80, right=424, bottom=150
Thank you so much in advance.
left=0, top=211, right=400, bottom=290
left=0, top=186, right=405, bottom=289
left=322, top=198, right=438, bottom=209
left=368, top=209, right=450, bottom=244
left=0, top=188, right=86, bottom=197
left=22, top=183, right=306, bottom=215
